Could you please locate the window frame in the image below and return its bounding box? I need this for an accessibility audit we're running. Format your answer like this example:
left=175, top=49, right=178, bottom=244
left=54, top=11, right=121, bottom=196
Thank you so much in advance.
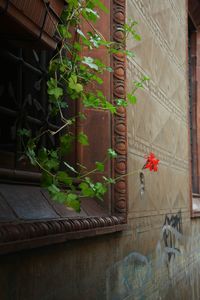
left=188, top=0, right=200, bottom=217
left=0, top=0, right=128, bottom=254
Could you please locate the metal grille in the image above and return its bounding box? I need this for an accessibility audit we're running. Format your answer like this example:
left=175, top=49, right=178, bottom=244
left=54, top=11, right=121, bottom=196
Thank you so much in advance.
left=0, top=43, right=59, bottom=173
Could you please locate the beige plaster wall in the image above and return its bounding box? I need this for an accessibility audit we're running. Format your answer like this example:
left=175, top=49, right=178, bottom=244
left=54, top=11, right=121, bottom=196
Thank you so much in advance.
left=127, top=0, right=189, bottom=218
left=120, top=0, right=200, bottom=299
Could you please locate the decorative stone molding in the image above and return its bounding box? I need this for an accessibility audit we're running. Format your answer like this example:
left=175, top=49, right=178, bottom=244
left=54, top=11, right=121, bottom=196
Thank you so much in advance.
left=112, top=0, right=127, bottom=214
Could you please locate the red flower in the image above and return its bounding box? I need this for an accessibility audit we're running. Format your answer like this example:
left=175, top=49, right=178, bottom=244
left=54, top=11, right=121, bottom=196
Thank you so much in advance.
left=143, top=152, right=159, bottom=172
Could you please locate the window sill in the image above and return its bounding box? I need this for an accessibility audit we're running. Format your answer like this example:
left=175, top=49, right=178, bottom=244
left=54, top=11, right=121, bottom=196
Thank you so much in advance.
left=0, top=215, right=127, bottom=255
left=191, top=193, right=200, bottom=217
left=0, top=183, right=127, bottom=254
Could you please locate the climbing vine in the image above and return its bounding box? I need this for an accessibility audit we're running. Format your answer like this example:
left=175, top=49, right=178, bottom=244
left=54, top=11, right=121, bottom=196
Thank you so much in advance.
left=19, top=0, right=150, bottom=212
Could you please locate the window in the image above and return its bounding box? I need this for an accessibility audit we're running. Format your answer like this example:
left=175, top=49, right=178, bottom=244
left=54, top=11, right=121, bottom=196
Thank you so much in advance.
left=188, top=1, right=200, bottom=216
left=0, top=0, right=128, bottom=254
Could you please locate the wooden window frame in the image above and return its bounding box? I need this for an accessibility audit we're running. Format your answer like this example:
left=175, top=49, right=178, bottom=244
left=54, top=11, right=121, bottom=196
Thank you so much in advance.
left=188, top=0, right=200, bottom=217
left=0, top=0, right=128, bottom=254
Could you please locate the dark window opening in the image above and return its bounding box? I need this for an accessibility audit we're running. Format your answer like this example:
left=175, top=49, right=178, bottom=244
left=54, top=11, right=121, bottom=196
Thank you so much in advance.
left=0, top=42, right=76, bottom=183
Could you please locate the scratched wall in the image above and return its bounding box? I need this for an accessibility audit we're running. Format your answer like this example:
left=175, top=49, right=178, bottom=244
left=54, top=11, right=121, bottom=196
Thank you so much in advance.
left=1, top=1, right=200, bottom=300
left=111, top=0, right=200, bottom=298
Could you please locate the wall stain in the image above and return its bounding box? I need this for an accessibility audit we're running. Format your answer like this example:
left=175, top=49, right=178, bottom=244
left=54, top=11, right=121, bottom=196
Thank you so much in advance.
left=106, top=211, right=185, bottom=300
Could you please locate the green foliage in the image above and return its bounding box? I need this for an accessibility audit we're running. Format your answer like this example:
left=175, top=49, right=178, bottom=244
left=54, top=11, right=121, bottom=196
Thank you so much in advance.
left=68, top=74, right=83, bottom=94
left=60, top=134, right=74, bottom=155
left=17, top=128, right=31, bottom=137
left=108, top=148, right=117, bottom=158
left=47, top=78, right=63, bottom=100
left=103, top=176, right=116, bottom=184
left=82, top=57, right=99, bottom=70
left=123, top=20, right=141, bottom=41
left=79, top=182, right=95, bottom=197
left=19, top=0, right=146, bottom=212
left=95, top=161, right=104, bottom=172
left=78, top=132, right=89, bottom=146
left=57, top=171, right=72, bottom=186
left=128, top=76, right=150, bottom=104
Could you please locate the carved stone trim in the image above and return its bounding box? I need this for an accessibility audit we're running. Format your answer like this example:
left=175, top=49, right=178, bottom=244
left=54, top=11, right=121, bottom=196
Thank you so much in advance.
left=112, top=0, right=127, bottom=216
left=0, top=216, right=124, bottom=242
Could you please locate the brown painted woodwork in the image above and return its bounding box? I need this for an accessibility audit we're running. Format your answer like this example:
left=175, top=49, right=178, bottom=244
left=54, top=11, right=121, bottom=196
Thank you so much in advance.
left=188, top=2, right=200, bottom=216
left=0, top=0, right=64, bottom=49
left=0, top=0, right=127, bottom=254
left=188, top=0, right=200, bottom=28
left=77, top=0, right=112, bottom=209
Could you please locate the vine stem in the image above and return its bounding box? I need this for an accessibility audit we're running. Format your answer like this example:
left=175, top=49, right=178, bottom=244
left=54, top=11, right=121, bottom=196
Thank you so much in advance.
left=82, top=16, right=106, bottom=41
left=114, top=169, right=142, bottom=182
left=79, top=157, right=108, bottom=179
left=51, top=121, right=71, bottom=136
left=34, top=159, right=55, bottom=178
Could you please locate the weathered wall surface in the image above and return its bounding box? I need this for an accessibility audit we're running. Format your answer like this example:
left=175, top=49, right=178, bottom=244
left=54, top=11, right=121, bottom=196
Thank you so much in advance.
left=1, top=1, right=200, bottom=300
left=122, top=0, right=200, bottom=299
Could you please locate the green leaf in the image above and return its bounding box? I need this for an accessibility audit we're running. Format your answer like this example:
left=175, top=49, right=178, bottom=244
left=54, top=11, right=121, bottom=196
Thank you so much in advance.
left=103, top=176, right=116, bottom=184
left=77, top=28, right=86, bottom=39
left=78, top=132, right=89, bottom=146
left=108, top=148, right=117, bottom=158
left=66, top=194, right=80, bottom=212
left=60, top=134, right=74, bottom=155
left=85, top=177, right=94, bottom=187
left=52, top=191, right=68, bottom=204
left=134, top=33, right=141, bottom=41
left=134, top=82, right=143, bottom=88
left=82, top=8, right=99, bottom=22
left=115, top=98, right=128, bottom=107
left=43, top=150, right=59, bottom=171
left=83, top=93, right=100, bottom=108
left=17, top=128, right=31, bottom=137
left=26, top=148, right=36, bottom=165
left=127, top=93, right=137, bottom=104
left=106, top=66, right=113, bottom=72
left=78, top=112, right=87, bottom=120
left=46, top=159, right=59, bottom=171
left=38, top=147, right=47, bottom=162
left=79, top=182, right=95, bottom=197
left=68, top=74, right=83, bottom=93
left=80, top=178, right=107, bottom=200
left=142, top=75, right=150, bottom=81
left=57, top=171, right=72, bottom=186
left=95, top=161, right=104, bottom=172
left=48, top=87, right=63, bottom=100
left=41, top=171, right=53, bottom=187
left=94, top=182, right=107, bottom=200
left=47, top=78, right=63, bottom=100
left=48, top=184, right=60, bottom=195
left=74, top=42, right=82, bottom=51
left=58, top=25, right=72, bottom=39
left=124, top=50, right=135, bottom=57
left=82, top=57, right=99, bottom=70
left=90, top=0, right=109, bottom=13
left=88, top=32, right=101, bottom=48
left=102, top=101, right=116, bottom=113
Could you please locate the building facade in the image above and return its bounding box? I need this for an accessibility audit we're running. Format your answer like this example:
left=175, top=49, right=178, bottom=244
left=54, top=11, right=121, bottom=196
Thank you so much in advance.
left=0, top=0, right=200, bottom=299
